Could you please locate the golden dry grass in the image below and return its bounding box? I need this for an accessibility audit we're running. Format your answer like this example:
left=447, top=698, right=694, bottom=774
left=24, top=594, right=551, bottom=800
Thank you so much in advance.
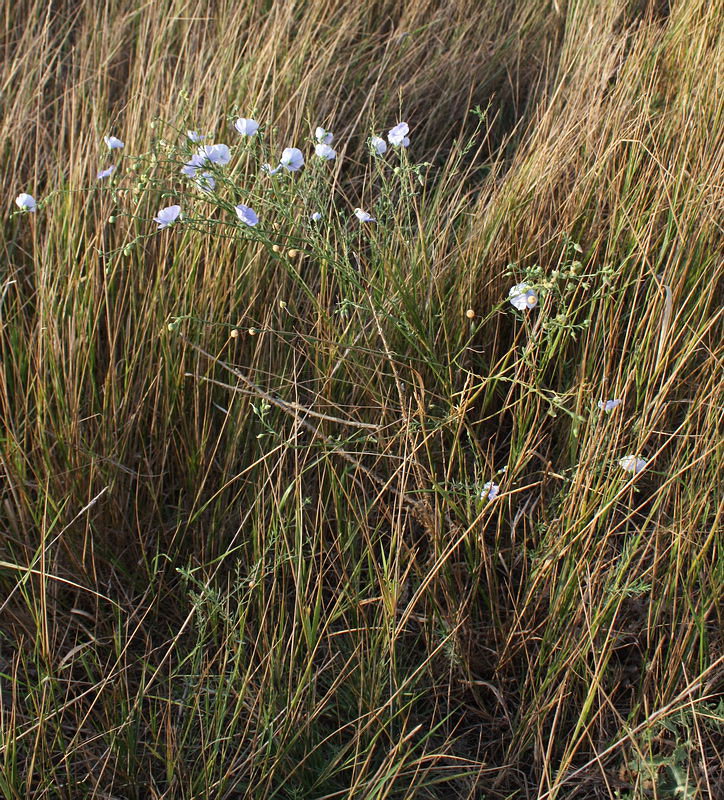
left=0, top=0, right=722, bottom=798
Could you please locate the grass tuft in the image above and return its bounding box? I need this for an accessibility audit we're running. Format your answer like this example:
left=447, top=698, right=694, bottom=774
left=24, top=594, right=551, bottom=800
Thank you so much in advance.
left=1, top=1, right=722, bottom=798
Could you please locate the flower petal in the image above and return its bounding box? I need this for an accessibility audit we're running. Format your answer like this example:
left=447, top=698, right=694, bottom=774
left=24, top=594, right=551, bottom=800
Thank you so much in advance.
left=15, top=192, right=37, bottom=211
left=235, top=118, right=259, bottom=136
left=234, top=204, right=258, bottom=226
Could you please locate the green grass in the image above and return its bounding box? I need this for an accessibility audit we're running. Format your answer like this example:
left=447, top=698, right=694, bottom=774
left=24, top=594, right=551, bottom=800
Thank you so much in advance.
left=0, top=0, right=722, bottom=797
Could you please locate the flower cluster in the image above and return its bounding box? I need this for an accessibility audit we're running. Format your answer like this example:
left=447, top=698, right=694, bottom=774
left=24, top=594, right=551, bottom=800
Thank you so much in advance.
left=159, top=116, right=413, bottom=229
left=96, top=134, right=124, bottom=181
left=15, top=116, right=417, bottom=230
left=367, top=122, right=411, bottom=154
left=314, top=127, right=336, bottom=161
left=12, top=114, right=651, bottom=484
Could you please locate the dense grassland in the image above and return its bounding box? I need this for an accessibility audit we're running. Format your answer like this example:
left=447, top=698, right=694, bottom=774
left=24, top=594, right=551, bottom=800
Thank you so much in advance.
left=1, top=0, right=723, bottom=797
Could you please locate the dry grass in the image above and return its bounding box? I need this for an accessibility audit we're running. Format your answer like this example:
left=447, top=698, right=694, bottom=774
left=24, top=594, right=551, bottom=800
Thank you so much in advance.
left=0, top=0, right=722, bottom=798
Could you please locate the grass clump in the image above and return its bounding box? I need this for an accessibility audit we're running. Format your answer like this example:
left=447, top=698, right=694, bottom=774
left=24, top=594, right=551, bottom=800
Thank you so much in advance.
left=0, top=0, right=722, bottom=798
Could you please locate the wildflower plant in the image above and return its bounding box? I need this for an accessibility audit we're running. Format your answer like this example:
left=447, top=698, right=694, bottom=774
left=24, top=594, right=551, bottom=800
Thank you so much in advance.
left=4, top=5, right=722, bottom=798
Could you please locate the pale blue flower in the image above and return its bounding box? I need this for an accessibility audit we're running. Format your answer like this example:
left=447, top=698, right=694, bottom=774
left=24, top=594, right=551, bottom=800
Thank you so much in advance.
left=619, top=455, right=647, bottom=475
left=154, top=204, right=181, bottom=229
left=314, top=143, right=336, bottom=160
left=187, top=130, right=205, bottom=142
left=387, top=122, right=410, bottom=147
left=234, top=118, right=259, bottom=136
left=509, top=283, right=538, bottom=310
left=97, top=165, right=116, bottom=180
left=182, top=153, right=206, bottom=177
left=15, top=193, right=36, bottom=212
left=235, top=204, right=258, bottom=226
left=195, top=172, right=215, bottom=192
left=598, top=399, right=623, bottom=413
left=310, top=211, right=322, bottom=222
left=370, top=135, right=387, bottom=155
left=104, top=135, right=124, bottom=150
left=262, top=163, right=281, bottom=176
left=354, top=208, right=375, bottom=222
left=198, top=143, right=231, bottom=165
left=280, top=147, right=304, bottom=172
left=315, top=126, right=333, bottom=144
left=481, top=481, right=499, bottom=501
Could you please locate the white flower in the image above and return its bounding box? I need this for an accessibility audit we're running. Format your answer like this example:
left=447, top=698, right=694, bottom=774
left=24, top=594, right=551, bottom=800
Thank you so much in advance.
left=187, top=130, right=205, bottom=142
left=15, top=193, right=37, bottom=212
left=310, top=212, right=322, bottom=222
left=234, top=118, right=259, bottom=136
left=315, top=126, right=333, bottom=144
left=598, top=399, right=623, bottom=413
left=369, top=135, right=387, bottom=155
left=197, top=143, right=231, bottom=165
left=619, top=455, right=647, bottom=475
left=104, top=135, right=124, bottom=150
left=181, top=153, right=206, bottom=177
left=153, top=204, right=181, bottom=229
left=195, top=172, right=215, bottom=192
left=481, top=481, right=499, bottom=501
left=509, top=283, right=538, bottom=310
left=235, top=204, right=258, bottom=226
left=97, top=165, right=116, bottom=180
left=354, top=208, right=375, bottom=222
left=264, top=147, right=305, bottom=174
left=280, top=147, right=304, bottom=172
left=314, top=143, right=336, bottom=161
left=387, top=122, right=410, bottom=147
